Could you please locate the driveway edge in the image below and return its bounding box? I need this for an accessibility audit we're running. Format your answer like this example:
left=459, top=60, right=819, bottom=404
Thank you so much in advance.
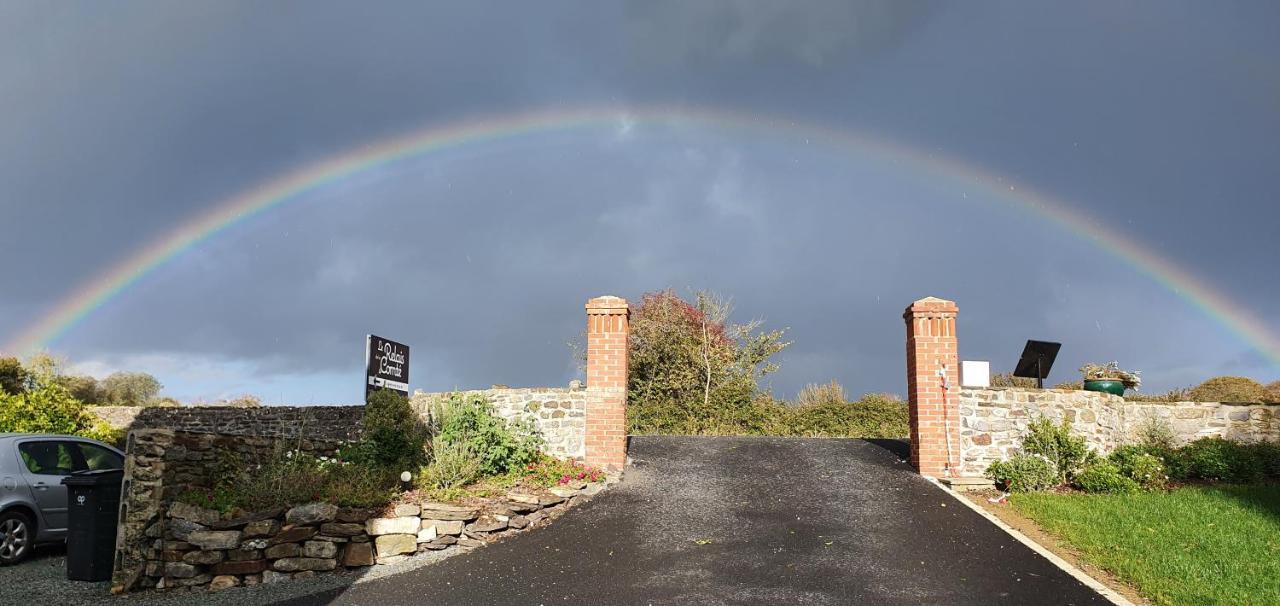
left=925, top=478, right=1135, bottom=606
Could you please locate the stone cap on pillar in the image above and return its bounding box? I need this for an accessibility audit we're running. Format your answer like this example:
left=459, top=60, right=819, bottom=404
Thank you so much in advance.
left=904, top=296, right=958, bottom=319
left=586, top=295, right=629, bottom=314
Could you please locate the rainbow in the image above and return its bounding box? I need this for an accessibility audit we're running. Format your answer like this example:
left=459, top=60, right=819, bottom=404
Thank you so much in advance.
left=5, top=105, right=1279, bottom=368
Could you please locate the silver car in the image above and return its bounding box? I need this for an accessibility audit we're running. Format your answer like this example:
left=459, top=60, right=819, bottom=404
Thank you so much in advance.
left=0, top=434, right=124, bottom=565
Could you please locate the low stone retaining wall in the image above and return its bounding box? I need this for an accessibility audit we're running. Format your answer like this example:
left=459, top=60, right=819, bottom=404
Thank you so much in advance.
left=122, top=486, right=596, bottom=593
left=958, top=388, right=1280, bottom=476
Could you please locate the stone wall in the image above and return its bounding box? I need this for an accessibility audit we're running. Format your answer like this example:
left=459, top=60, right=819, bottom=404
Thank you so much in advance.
left=91, top=406, right=145, bottom=430
left=114, top=429, right=346, bottom=591
left=1119, top=400, right=1278, bottom=445
left=957, top=388, right=1125, bottom=476
left=93, top=405, right=364, bottom=442
left=957, top=387, right=1280, bottom=476
left=95, top=386, right=588, bottom=461
left=114, top=428, right=604, bottom=593
left=410, top=385, right=588, bottom=460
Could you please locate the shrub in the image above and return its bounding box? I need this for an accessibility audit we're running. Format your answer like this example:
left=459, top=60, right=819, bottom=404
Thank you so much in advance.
left=1073, top=462, right=1140, bottom=494
left=991, top=372, right=1038, bottom=388
left=795, top=381, right=846, bottom=407
left=1108, top=445, right=1167, bottom=490
left=0, top=383, right=90, bottom=435
left=1188, top=376, right=1266, bottom=403
left=1021, top=417, right=1095, bottom=483
left=628, top=390, right=909, bottom=439
left=0, top=382, right=120, bottom=443
left=782, top=393, right=909, bottom=438
left=987, top=454, right=1057, bottom=492
left=0, top=357, right=28, bottom=395
left=1246, top=441, right=1280, bottom=478
left=1125, top=387, right=1193, bottom=402
left=1244, top=438, right=1280, bottom=476
left=1177, top=438, right=1264, bottom=483
left=81, top=421, right=126, bottom=448
left=1264, top=381, right=1280, bottom=404
left=418, top=435, right=482, bottom=489
left=361, top=389, right=428, bottom=467
left=430, top=392, right=543, bottom=476
left=180, top=447, right=399, bottom=513
left=523, top=457, right=604, bottom=488
left=1135, top=417, right=1178, bottom=452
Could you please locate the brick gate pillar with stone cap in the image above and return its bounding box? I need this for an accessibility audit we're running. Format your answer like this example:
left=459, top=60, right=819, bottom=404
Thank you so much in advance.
left=904, top=297, right=961, bottom=478
left=585, top=295, right=630, bottom=471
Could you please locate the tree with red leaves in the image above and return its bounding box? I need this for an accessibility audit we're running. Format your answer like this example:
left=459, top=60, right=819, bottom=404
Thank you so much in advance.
left=627, top=289, right=789, bottom=434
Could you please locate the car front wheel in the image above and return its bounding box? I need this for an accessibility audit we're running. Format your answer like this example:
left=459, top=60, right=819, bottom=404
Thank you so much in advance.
left=0, top=511, right=33, bottom=565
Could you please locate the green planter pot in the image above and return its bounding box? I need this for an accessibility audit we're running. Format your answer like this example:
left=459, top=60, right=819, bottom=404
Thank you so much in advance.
left=1083, top=379, right=1126, bottom=396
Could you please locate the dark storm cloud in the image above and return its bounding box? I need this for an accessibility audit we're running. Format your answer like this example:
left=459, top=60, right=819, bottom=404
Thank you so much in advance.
left=67, top=131, right=1236, bottom=399
left=623, top=0, right=933, bottom=68
left=2, top=1, right=1278, bottom=401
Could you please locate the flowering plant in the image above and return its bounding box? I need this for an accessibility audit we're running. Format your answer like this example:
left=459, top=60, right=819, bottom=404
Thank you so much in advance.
left=523, top=457, right=603, bottom=487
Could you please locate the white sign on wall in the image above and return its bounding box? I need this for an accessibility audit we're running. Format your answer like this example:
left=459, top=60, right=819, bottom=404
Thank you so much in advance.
left=961, top=360, right=990, bottom=388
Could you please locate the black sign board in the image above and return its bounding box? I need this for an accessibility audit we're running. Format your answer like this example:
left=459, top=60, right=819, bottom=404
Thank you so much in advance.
left=1013, top=340, right=1062, bottom=388
left=365, top=335, right=410, bottom=401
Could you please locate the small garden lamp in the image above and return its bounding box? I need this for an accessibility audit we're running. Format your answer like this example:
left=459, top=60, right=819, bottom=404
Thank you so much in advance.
left=400, top=470, right=412, bottom=491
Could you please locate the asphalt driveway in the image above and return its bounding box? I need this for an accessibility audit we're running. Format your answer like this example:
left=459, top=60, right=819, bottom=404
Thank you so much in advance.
left=279, top=436, right=1106, bottom=605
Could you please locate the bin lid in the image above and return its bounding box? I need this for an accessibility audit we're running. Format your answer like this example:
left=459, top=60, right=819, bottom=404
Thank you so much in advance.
left=61, top=468, right=125, bottom=486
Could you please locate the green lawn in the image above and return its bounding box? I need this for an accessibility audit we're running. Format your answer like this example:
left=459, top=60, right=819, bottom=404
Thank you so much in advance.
left=1011, top=485, right=1280, bottom=605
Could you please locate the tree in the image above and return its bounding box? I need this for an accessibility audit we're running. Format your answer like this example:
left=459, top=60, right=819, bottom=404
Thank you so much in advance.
left=56, top=375, right=101, bottom=405
left=23, top=352, right=63, bottom=390
left=101, top=372, right=164, bottom=406
left=627, top=289, right=790, bottom=433
left=0, top=357, right=27, bottom=395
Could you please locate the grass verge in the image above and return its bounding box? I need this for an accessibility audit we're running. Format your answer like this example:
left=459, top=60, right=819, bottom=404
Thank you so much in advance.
left=1010, top=484, right=1280, bottom=605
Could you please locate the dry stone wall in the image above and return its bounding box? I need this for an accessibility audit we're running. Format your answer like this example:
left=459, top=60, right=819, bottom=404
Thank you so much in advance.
left=93, top=405, right=363, bottom=442
left=114, top=428, right=605, bottom=593
left=114, top=429, right=346, bottom=591
left=958, top=387, right=1280, bottom=476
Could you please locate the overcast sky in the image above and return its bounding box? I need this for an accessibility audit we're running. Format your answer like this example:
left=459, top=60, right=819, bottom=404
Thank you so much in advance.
left=2, top=1, right=1278, bottom=403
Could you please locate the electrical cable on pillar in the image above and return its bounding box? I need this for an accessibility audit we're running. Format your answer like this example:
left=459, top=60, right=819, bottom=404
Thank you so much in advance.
left=939, top=364, right=954, bottom=477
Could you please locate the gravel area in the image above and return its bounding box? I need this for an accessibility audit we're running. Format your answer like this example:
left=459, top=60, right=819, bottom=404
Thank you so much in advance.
left=0, top=540, right=471, bottom=606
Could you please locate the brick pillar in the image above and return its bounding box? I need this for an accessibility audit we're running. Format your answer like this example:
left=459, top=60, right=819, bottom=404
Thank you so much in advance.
left=585, top=295, right=630, bottom=471
left=904, top=297, right=961, bottom=478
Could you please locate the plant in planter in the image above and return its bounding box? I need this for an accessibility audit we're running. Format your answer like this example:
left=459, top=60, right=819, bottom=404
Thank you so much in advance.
left=1079, top=361, right=1141, bottom=396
